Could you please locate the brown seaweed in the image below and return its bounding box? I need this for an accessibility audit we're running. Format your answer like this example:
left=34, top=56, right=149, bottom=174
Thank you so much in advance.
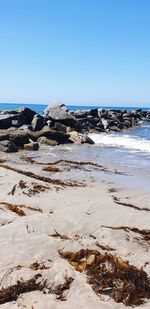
left=1, top=202, right=42, bottom=214
left=1, top=202, right=26, bottom=216
left=24, top=183, right=50, bottom=197
left=0, top=163, right=84, bottom=187
left=0, top=272, right=73, bottom=304
left=102, top=225, right=150, bottom=241
left=29, top=262, right=50, bottom=270
left=60, top=249, right=150, bottom=306
left=20, top=155, right=36, bottom=164
left=112, top=196, right=150, bottom=212
left=0, top=274, right=44, bottom=304
left=9, top=180, right=50, bottom=197
left=50, top=276, right=74, bottom=301
left=38, top=159, right=103, bottom=168
left=42, top=166, right=60, bottom=172
left=50, top=229, right=70, bottom=240
left=8, top=184, right=17, bottom=196
left=95, top=241, right=116, bottom=251
left=18, top=180, right=27, bottom=189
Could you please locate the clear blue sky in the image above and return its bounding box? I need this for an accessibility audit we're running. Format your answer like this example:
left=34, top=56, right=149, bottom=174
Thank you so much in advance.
left=0, top=0, right=150, bottom=106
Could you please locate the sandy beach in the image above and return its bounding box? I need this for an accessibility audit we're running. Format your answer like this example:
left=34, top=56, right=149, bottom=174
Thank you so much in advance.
left=0, top=147, right=149, bottom=309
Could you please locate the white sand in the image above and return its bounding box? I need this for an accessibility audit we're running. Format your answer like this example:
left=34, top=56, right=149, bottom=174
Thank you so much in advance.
left=0, top=153, right=150, bottom=308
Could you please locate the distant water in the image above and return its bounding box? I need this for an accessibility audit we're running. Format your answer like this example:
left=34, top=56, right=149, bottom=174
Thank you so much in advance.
left=0, top=102, right=150, bottom=115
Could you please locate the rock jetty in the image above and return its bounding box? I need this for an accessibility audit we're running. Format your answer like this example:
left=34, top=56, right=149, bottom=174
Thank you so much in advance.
left=0, top=103, right=149, bottom=152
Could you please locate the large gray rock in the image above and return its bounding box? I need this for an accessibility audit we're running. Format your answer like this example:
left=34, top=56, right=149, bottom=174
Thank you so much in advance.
left=0, top=140, right=18, bottom=152
left=44, top=101, right=68, bottom=116
left=43, top=102, right=81, bottom=131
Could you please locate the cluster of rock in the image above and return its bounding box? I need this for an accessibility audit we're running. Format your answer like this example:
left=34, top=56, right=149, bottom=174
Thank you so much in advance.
left=0, top=102, right=149, bottom=152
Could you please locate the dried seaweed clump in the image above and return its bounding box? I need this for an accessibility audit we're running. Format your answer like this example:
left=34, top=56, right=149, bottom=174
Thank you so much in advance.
left=8, top=180, right=49, bottom=197
left=0, top=272, right=73, bottom=304
left=60, top=249, right=150, bottom=306
left=42, top=166, right=60, bottom=172
left=1, top=202, right=26, bottom=216
left=0, top=274, right=44, bottom=305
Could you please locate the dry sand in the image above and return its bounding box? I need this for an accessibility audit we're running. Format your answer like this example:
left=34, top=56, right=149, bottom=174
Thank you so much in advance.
left=0, top=151, right=150, bottom=308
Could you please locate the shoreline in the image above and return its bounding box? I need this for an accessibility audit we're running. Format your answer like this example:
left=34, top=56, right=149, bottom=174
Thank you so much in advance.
left=0, top=151, right=150, bottom=308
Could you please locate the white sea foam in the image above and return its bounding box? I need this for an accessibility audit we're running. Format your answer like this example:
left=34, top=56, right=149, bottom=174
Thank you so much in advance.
left=89, top=133, right=150, bottom=152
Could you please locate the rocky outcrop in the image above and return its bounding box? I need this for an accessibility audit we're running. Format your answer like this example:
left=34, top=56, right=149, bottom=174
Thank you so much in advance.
left=0, top=103, right=149, bottom=152
left=70, top=108, right=149, bottom=133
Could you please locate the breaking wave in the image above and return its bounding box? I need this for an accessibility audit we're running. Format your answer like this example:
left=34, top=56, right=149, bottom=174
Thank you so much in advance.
left=89, top=133, right=150, bottom=153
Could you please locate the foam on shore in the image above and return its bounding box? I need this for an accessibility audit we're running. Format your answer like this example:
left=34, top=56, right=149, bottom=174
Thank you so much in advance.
left=89, top=133, right=150, bottom=152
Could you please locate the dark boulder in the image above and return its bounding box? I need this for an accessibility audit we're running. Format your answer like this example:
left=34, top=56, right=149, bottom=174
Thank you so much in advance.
left=16, top=107, right=37, bottom=124
left=106, top=119, right=124, bottom=130
left=53, top=122, right=68, bottom=133
left=0, top=140, right=18, bottom=152
left=9, top=131, right=29, bottom=146
left=24, top=142, right=39, bottom=151
left=31, top=114, right=44, bottom=131
left=89, top=108, right=98, bottom=117
left=29, top=126, right=71, bottom=144
left=0, top=113, right=25, bottom=129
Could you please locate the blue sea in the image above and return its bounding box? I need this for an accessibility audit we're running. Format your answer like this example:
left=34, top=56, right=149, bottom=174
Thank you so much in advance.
left=0, top=102, right=150, bottom=115
left=0, top=102, right=150, bottom=192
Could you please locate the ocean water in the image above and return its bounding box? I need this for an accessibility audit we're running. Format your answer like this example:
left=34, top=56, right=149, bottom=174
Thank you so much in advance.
left=0, top=102, right=150, bottom=192
left=0, top=102, right=150, bottom=114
